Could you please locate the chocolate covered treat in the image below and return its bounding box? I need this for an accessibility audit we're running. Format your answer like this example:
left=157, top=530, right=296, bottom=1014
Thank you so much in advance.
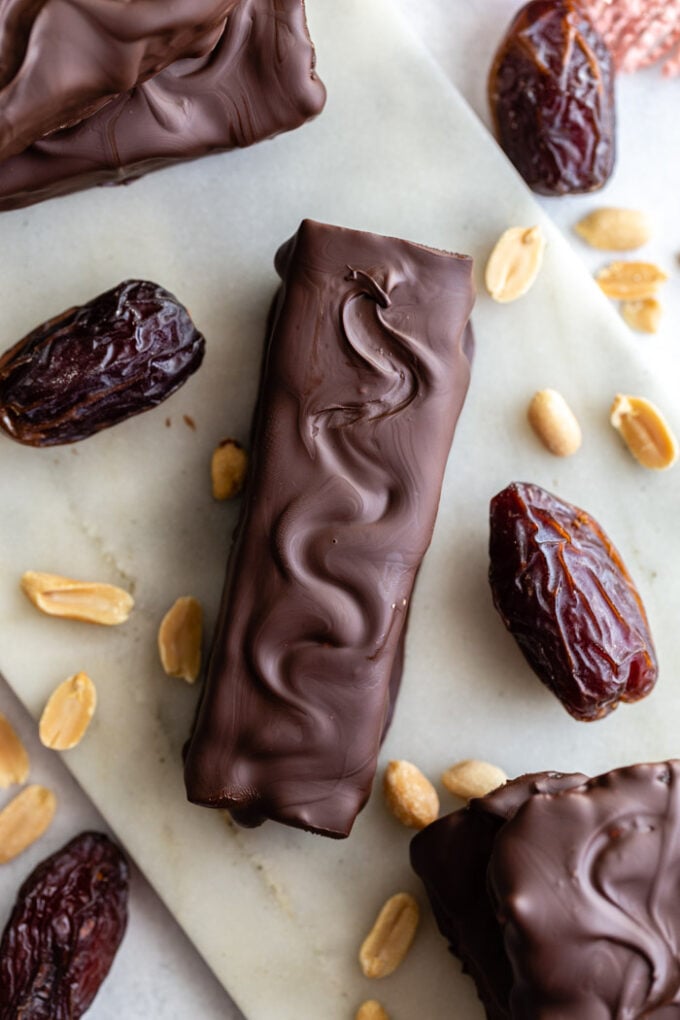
left=0, top=0, right=326, bottom=211
left=184, top=219, right=475, bottom=838
left=0, top=0, right=235, bottom=162
left=412, top=761, right=680, bottom=1018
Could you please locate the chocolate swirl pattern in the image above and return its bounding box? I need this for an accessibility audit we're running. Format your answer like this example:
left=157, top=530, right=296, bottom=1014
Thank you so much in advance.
left=0, top=0, right=236, bottom=162
left=0, top=0, right=326, bottom=210
left=491, top=762, right=680, bottom=1019
left=412, top=762, right=680, bottom=1019
left=411, top=771, right=587, bottom=1020
left=183, top=219, right=475, bottom=837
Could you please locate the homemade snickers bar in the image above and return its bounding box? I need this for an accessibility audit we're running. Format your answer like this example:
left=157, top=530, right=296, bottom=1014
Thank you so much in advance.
left=412, top=761, right=680, bottom=1018
left=0, top=0, right=326, bottom=210
left=0, top=0, right=236, bottom=162
left=184, top=219, right=475, bottom=837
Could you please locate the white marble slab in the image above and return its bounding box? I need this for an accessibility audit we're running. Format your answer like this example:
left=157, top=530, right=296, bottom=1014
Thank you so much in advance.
left=0, top=1, right=679, bottom=1017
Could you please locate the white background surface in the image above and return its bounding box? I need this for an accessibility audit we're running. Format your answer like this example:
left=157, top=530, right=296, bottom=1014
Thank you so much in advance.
left=0, top=3, right=677, bottom=1018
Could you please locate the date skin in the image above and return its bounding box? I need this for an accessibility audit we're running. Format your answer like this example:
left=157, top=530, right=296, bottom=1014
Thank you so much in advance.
left=489, top=0, right=616, bottom=195
left=489, top=482, right=657, bottom=721
left=0, top=279, right=205, bottom=446
left=0, top=831, right=129, bottom=1019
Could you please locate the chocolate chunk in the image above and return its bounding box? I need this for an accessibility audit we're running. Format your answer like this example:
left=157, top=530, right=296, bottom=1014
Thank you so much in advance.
left=410, top=771, right=586, bottom=1020
left=492, top=762, right=680, bottom=1017
left=0, top=0, right=234, bottom=162
left=184, top=219, right=475, bottom=838
left=0, top=0, right=326, bottom=211
left=413, top=762, right=680, bottom=1017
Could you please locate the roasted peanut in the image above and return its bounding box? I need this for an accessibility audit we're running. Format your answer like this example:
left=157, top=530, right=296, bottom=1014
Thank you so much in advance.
left=485, top=226, right=546, bottom=303
left=0, top=714, right=29, bottom=788
left=596, top=262, right=667, bottom=300
left=356, top=1001, right=390, bottom=1020
left=39, top=673, right=97, bottom=751
left=610, top=394, right=678, bottom=470
left=575, top=208, right=651, bottom=251
left=621, top=298, right=662, bottom=334
left=158, top=596, right=203, bottom=683
left=0, top=785, right=56, bottom=864
left=442, top=759, right=508, bottom=801
left=527, top=389, right=582, bottom=457
left=359, top=893, right=419, bottom=979
left=21, top=572, right=134, bottom=625
left=211, top=439, right=248, bottom=501
left=383, top=760, right=439, bottom=830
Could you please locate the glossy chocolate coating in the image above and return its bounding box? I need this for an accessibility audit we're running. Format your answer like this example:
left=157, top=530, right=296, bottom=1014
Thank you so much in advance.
left=0, top=0, right=326, bottom=211
left=413, top=762, right=680, bottom=1018
left=0, top=0, right=235, bottom=162
left=491, top=762, right=680, bottom=1018
left=184, top=219, right=475, bottom=838
left=411, top=771, right=586, bottom=1020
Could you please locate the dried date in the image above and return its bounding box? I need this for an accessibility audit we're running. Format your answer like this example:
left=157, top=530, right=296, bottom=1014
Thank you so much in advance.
left=488, top=0, right=616, bottom=195
left=489, top=482, right=657, bottom=721
left=0, top=279, right=205, bottom=446
left=0, top=831, right=129, bottom=1019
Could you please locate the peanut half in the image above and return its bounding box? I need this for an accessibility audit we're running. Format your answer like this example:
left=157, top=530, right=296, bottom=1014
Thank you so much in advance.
left=383, top=760, right=439, bottom=830
left=39, top=672, right=97, bottom=751
left=158, top=596, right=203, bottom=683
left=610, top=395, right=678, bottom=470
left=485, top=226, right=546, bottom=303
left=527, top=389, right=582, bottom=457
left=356, top=1001, right=390, bottom=1020
left=0, top=785, right=56, bottom=864
left=596, top=262, right=667, bottom=300
left=0, top=713, right=30, bottom=788
left=442, top=759, right=508, bottom=802
left=211, top=439, right=248, bottom=500
left=21, top=571, right=134, bottom=625
left=575, top=208, right=651, bottom=251
left=621, top=298, right=662, bottom=334
left=359, top=892, right=420, bottom=979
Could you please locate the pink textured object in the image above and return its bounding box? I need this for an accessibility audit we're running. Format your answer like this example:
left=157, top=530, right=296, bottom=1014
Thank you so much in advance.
left=586, top=0, right=680, bottom=75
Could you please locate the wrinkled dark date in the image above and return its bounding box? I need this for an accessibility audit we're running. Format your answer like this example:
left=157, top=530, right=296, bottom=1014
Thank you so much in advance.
left=489, top=482, right=657, bottom=721
left=0, top=279, right=205, bottom=446
left=0, top=831, right=129, bottom=1019
left=488, top=0, right=616, bottom=195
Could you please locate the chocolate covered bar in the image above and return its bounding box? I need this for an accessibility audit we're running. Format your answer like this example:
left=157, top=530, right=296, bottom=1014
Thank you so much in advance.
left=184, top=219, right=475, bottom=838
left=0, top=0, right=235, bottom=162
left=412, top=761, right=680, bottom=1018
left=0, top=0, right=326, bottom=211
